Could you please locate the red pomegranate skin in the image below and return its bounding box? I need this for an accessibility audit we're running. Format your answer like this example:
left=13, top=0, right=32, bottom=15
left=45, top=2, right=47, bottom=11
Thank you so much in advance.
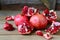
left=14, top=14, right=28, bottom=26
left=30, top=13, right=48, bottom=29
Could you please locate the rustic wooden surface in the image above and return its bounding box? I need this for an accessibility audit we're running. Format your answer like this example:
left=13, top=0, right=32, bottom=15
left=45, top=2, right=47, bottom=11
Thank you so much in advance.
left=0, top=11, right=60, bottom=40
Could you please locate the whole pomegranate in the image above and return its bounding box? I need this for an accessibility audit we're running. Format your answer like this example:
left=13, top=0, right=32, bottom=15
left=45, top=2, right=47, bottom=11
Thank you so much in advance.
left=30, top=13, right=48, bottom=29
left=14, top=14, right=28, bottom=26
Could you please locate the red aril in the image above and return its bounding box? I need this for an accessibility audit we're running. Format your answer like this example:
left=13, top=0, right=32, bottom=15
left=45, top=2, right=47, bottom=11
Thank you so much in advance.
left=22, top=6, right=38, bottom=17
left=44, top=8, right=49, bottom=14
left=42, top=9, right=57, bottom=23
left=30, top=13, right=47, bottom=29
left=18, top=22, right=34, bottom=34
left=45, top=21, right=60, bottom=34
left=14, top=14, right=28, bottom=26
left=3, top=22, right=15, bottom=31
left=22, top=6, right=28, bottom=16
left=35, top=30, right=43, bottom=36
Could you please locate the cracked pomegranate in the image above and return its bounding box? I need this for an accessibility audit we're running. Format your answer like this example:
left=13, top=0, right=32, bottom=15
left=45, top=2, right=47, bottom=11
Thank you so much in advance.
left=45, top=21, right=60, bottom=34
left=42, top=9, right=57, bottom=23
left=18, top=22, right=34, bottom=34
left=22, top=6, right=38, bottom=17
left=3, top=22, right=15, bottom=31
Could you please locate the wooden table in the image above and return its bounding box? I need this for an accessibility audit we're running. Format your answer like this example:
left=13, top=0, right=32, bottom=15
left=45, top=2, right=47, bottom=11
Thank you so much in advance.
left=0, top=11, right=60, bottom=40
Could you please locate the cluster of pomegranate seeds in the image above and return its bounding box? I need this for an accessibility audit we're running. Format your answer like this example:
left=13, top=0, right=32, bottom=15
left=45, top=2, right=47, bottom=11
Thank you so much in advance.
left=22, top=6, right=38, bottom=17
left=45, top=21, right=60, bottom=34
left=5, top=16, right=14, bottom=21
left=18, top=22, right=34, bottom=34
left=35, top=30, right=43, bottom=36
left=42, top=9, right=57, bottom=23
left=3, top=22, right=15, bottom=31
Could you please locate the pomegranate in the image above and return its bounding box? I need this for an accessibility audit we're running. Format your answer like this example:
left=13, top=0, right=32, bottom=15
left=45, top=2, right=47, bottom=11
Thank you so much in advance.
left=5, top=16, right=14, bottom=21
left=42, top=9, right=57, bottom=23
left=43, top=33, right=53, bottom=40
left=3, top=22, right=15, bottom=31
left=22, top=6, right=28, bottom=16
left=14, top=14, right=28, bottom=26
left=35, top=30, right=43, bottom=36
left=22, top=6, right=38, bottom=17
left=45, top=21, right=60, bottom=34
left=18, top=22, right=34, bottom=34
left=30, top=13, right=47, bottom=29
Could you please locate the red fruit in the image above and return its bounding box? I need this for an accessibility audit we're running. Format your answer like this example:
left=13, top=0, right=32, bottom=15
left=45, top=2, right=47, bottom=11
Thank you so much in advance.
left=43, top=33, right=53, bottom=40
left=45, top=21, right=60, bottom=34
left=42, top=9, right=57, bottom=23
left=30, top=13, right=47, bottom=29
left=44, top=9, right=49, bottom=14
left=5, top=16, right=14, bottom=21
left=18, top=22, right=34, bottom=34
left=3, top=22, right=15, bottom=31
left=35, top=30, right=43, bottom=36
left=27, top=7, right=38, bottom=16
left=22, top=6, right=38, bottom=17
left=22, top=6, right=28, bottom=15
left=14, top=14, right=28, bottom=26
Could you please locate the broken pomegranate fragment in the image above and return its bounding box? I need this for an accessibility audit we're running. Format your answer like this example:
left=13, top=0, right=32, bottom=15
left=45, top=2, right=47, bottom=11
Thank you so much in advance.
left=35, top=30, right=43, bottom=36
left=43, top=33, right=53, bottom=40
left=5, top=16, right=14, bottom=21
left=45, top=21, right=60, bottom=34
left=18, top=22, right=34, bottom=34
left=22, top=6, right=38, bottom=17
left=3, top=22, right=15, bottom=31
left=42, top=9, right=57, bottom=23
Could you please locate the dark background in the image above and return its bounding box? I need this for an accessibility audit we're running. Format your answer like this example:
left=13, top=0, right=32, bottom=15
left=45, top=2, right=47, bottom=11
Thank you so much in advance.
left=0, top=0, right=60, bottom=10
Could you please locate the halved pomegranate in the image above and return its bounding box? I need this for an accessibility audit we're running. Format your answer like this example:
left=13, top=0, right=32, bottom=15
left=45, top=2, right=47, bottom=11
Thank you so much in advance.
left=14, top=14, right=28, bottom=26
left=3, top=22, right=15, bottom=31
left=42, top=9, right=57, bottom=23
left=18, top=22, right=34, bottom=34
left=45, top=21, right=60, bottom=34
left=30, top=13, right=47, bottom=29
left=5, top=16, right=14, bottom=21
